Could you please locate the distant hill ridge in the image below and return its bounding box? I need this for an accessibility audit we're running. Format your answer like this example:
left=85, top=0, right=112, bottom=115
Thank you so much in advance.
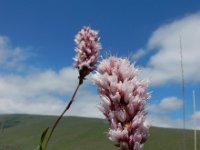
left=0, top=114, right=199, bottom=150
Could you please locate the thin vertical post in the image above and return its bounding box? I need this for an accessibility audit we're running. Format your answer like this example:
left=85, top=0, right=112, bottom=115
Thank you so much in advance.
left=179, top=35, right=186, bottom=150
left=192, top=90, right=197, bottom=150
left=179, top=35, right=186, bottom=129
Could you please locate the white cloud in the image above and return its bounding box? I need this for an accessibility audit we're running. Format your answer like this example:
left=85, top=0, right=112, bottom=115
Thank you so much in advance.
left=0, top=60, right=103, bottom=117
left=0, top=96, right=65, bottom=115
left=67, top=91, right=103, bottom=118
left=146, top=96, right=200, bottom=129
left=0, top=67, right=77, bottom=114
left=159, top=97, right=183, bottom=111
left=0, top=67, right=78, bottom=99
left=0, top=36, right=29, bottom=71
left=147, top=114, right=200, bottom=129
left=131, top=48, right=146, bottom=60
left=191, top=111, right=200, bottom=130
left=192, top=111, right=200, bottom=120
left=0, top=87, right=103, bottom=118
left=147, top=97, right=183, bottom=113
left=140, top=12, right=200, bottom=85
left=147, top=114, right=183, bottom=128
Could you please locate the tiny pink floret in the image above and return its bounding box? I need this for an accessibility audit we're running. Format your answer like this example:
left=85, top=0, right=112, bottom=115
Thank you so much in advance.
left=93, top=56, right=150, bottom=150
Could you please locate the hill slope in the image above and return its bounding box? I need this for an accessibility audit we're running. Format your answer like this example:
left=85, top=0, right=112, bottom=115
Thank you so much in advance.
left=0, top=114, right=199, bottom=150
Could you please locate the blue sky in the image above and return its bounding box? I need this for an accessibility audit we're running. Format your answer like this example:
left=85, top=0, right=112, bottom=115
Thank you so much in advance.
left=0, top=0, right=200, bottom=129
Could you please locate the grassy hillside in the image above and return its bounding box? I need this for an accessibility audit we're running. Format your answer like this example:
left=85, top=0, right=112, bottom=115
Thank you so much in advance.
left=0, top=114, right=199, bottom=150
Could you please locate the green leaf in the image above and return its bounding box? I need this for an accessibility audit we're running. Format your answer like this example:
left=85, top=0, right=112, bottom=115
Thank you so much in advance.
left=36, top=127, right=49, bottom=150
left=40, top=127, right=49, bottom=145
left=35, top=145, right=43, bottom=150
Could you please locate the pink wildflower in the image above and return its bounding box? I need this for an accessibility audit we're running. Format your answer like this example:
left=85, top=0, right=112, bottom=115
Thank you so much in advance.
left=74, top=26, right=101, bottom=83
left=93, top=56, right=150, bottom=150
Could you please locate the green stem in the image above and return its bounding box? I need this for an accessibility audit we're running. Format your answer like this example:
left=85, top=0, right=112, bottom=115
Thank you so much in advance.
left=43, top=80, right=82, bottom=150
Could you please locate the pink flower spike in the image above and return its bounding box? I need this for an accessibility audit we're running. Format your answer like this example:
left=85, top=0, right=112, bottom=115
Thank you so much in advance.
left=93, top=56, right=150, bottom=150
left=74, top=26, right=101, bottom=83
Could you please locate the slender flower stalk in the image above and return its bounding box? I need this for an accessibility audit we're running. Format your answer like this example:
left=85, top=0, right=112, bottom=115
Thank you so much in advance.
left=93, top=56, right=150, bottom=150
left=43, top=81, right=81, bottom=150
left=41, top=26, right=101, bottom=150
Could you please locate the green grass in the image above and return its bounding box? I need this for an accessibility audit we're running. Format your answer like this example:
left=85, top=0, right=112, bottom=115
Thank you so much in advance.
left=0, top=114, right=199, bottom=150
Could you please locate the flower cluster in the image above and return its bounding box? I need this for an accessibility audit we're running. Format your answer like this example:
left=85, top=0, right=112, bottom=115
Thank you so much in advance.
left=93, top=56, right=150, bottom=150
left=74, top=26, right=101, bottom=82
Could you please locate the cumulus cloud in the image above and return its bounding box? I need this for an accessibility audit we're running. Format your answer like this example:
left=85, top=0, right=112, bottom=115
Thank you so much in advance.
left=131, top=48, right=146, bottom=60
left=0, top=36, right=30, bottom=71
left=147, top=114, right=183, bottom=128
left=191, top=111, right=200, bottom=130
left=140, top=12, right=200, bottom=85
left=0, top=96, right=65, bottom=115
left=67, top=91, right=103, bottom=118
left=147, top=96, right=200, bottom=129
left=0, top=67, right=78, bottom=98
left=147, top=97, right=183, bottom=113
left=159, top=97, right=183, bottom=111
left=192, top=111, right=200, bottom=120
left=0, top=67, right=77, bottom=114
left=0, top=66, right=103, bottom=117
left=147, top=114, right=200, bottom=129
